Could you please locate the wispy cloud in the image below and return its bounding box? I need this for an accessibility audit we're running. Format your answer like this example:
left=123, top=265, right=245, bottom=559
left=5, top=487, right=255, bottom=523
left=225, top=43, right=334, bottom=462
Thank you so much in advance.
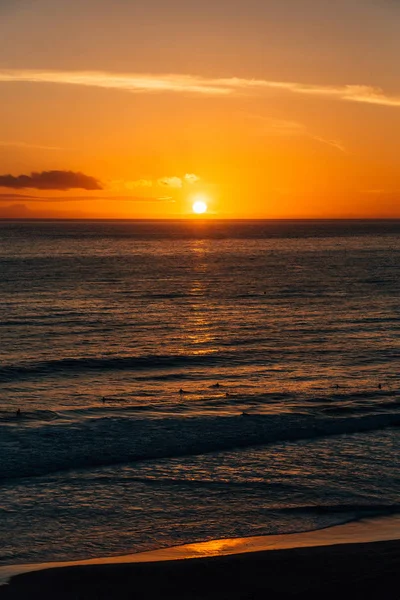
left=311, top=135, right=346, bottom=153
left=0, top=193, right=43, bottom=199
left=0, top=70, right=231, bottom=96
left=0, top=170, right=101, bottom=190
left=244, top=114, right=346, bottom=153
left=245, top=116, right=308, bottom=136
left=1, top=69, right=400, bottom=108
left=124, top=179, right=153, bottom=188
left=111, top=174, right=200, bottom=190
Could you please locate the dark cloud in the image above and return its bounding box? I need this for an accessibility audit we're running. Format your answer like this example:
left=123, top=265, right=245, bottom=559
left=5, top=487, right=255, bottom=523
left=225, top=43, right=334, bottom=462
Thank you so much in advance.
left=0, top=193, right=174, bottom=203
left=0, top=193, right=39, bottom=199
left=0, top=170, right=102, bottom=190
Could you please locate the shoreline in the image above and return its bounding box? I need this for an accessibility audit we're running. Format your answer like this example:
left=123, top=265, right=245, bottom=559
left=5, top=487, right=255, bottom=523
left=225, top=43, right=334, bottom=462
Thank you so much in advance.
left=2, top=543, right=400, bottom=599
left=1, top=514, right=400, bottom=598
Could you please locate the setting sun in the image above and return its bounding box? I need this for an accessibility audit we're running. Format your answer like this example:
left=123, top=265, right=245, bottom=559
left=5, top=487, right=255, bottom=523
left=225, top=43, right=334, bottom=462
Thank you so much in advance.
left=192, top=199, right=208, bottom=214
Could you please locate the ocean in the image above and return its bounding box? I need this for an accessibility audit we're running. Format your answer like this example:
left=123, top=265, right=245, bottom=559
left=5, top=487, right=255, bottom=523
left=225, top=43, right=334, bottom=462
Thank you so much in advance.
left=0, top=219, right=399, bottom=566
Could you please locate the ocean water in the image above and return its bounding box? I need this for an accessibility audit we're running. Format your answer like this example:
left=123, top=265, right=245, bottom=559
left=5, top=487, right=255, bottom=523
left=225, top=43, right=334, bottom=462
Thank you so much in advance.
left=0, top=219, right=399, bottom=565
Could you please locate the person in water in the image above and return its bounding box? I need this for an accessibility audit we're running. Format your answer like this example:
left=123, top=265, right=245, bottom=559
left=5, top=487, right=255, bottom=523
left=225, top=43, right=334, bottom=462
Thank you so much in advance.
left=16, top=408, right=21, bottom=417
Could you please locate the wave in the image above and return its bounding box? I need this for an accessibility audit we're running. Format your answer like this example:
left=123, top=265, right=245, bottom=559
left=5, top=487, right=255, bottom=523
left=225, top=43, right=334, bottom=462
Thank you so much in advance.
left=1, top=343, right=383, bottom=382
left=306, top=390, right=397, bottom=402
left=1, top=410, right=399, bottom=481
left=0, top=409, right=60, bottom=423
left=281, top=503, right=400, bottom=515
left=0, top=352, right=231, bottom=382
left=1, top=387, right=397, bottom=423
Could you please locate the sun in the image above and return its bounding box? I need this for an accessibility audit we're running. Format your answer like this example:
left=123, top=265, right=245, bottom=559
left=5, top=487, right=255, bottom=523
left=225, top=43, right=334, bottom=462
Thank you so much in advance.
left=193, top=200, right=207, bottom=214
left=192, top=197, right=208, bottom=214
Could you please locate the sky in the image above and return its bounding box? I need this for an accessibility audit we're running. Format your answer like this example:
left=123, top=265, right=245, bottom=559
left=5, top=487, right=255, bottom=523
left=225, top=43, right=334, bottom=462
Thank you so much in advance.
left=0, top=0, right=400, bottom=218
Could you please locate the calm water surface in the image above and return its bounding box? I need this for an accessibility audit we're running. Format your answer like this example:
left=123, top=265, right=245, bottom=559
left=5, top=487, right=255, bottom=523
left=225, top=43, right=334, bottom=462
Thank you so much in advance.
left=0, top=220, right=399, bottom=564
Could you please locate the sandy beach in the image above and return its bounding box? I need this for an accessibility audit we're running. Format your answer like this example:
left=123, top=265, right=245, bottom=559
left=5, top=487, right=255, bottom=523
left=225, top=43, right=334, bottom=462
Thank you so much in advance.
left=2, top=517, right=400, bottom=599
left=1, top=539, right=399, bottom=599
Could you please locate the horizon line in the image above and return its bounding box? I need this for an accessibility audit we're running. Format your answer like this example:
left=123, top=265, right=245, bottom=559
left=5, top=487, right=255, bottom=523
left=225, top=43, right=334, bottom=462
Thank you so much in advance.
left=1, top=217, right=400, bottom=222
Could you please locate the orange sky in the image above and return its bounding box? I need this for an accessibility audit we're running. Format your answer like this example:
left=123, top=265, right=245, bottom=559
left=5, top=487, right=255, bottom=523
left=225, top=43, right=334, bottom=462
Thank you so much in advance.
left=0, top=0, right=400, bottom=218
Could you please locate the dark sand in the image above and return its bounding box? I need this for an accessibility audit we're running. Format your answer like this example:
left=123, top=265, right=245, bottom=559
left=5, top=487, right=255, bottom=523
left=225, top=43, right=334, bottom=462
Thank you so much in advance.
left=1, top=540, right=399, bottom=599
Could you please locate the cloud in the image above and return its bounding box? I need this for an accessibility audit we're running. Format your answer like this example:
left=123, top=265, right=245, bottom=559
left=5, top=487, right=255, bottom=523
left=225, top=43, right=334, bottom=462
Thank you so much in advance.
left=1, top=69, right=400, bottom=108
left=244, top=114, right=346, bottom=153
left=111, top=175, right=200, bottom=191
left=184, top=173, right=200, bottom=184
left=125, top=179, right=153, bottom=188
left=0, top=170, right=102, bottom=190
left=0, top=193, right=174, bottom=203
left=310, top=136, right=346, bottom=153
left=157, top=174, right=200, bottom=188
left=245, top=115, right=307, bottom=136
left=0, top=193, right=41, bottom=199
left=108, top=179, right=154, bottom=191
left=0, top=70, right=231, bottom=96
left=158, top=176, right=183, bottom=188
